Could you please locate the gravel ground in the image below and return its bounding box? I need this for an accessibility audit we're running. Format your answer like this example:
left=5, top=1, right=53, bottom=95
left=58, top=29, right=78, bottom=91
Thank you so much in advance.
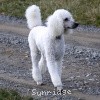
left=0, top=15, right=26, bottom=26
left=0, top=15, right=100, bottom=100
left=0, top=31, right=100, bottom=99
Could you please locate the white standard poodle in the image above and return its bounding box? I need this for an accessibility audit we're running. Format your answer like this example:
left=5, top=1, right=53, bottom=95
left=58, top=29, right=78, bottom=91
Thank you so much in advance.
left=25, top=5, right=78, bottom=90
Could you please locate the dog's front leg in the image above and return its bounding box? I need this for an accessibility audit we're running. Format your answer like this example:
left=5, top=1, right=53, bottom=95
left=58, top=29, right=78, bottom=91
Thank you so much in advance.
left=46, top=57, right=63, bottom=90
left=55, top=60, right=63, bottom=78
left=45, top=46, right=63, bottom=90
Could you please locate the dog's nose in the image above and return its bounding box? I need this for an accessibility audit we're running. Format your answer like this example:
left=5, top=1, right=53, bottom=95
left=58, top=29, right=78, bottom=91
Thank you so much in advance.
left=72, top=22, right=79, bottom=29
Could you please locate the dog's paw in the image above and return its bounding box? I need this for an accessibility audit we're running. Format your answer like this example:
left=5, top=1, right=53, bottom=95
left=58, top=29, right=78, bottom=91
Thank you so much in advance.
left=37, top=81, right=46, bottom=86
left=57, top=86, right=63, bottom=91
left=54, top=86, right=64, bottom=94
left=37, top=81, right=43, bottom=85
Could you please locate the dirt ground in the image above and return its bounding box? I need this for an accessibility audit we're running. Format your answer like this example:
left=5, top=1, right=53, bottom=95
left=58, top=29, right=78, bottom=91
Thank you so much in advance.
left=0, top=16, right=100, bottom=100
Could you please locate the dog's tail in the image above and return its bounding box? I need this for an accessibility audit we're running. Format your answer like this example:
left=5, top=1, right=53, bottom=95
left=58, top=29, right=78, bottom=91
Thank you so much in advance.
left=25, top=5, right=42, bottom=29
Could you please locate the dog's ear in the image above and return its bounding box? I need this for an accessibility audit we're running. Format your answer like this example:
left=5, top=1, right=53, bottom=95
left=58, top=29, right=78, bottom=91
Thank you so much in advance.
left=47, top=15, right=64, bottom=36
left=45, top=15, right=52, bottom=26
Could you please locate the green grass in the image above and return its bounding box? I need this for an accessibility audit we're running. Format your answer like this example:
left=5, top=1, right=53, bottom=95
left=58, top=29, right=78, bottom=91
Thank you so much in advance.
left=0, top=0, right=100, bottom=26
left=0, top=89, right=34, bottom=100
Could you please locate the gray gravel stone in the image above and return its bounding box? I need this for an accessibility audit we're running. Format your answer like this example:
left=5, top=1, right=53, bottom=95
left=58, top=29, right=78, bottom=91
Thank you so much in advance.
left=0, top=15, right=100, bottom=99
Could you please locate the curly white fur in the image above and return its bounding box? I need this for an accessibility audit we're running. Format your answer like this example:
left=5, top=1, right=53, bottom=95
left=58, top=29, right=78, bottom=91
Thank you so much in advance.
left=25, top=5, right=78, bottom=90
left=25, top=5, right=42, bottom=29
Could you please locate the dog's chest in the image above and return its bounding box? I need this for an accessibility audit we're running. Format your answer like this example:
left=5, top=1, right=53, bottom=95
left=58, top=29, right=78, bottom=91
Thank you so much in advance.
left=54, top=36, right=65, bottom=60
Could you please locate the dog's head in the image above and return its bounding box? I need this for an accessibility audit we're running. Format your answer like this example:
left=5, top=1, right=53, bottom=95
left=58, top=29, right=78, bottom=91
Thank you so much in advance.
left=46, top=9, right=79, bottom=36
left=54, top=9, right=79, bottom=33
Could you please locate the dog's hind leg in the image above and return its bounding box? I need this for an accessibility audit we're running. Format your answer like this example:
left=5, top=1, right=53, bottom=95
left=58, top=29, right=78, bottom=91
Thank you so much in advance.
left=28, top=35, right=43, bottom=85
left=39, top=54, right=47, bottom=74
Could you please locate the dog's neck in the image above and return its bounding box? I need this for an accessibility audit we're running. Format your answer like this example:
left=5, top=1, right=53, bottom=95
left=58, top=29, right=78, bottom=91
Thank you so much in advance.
left=48, top=27, right=64, bottom=38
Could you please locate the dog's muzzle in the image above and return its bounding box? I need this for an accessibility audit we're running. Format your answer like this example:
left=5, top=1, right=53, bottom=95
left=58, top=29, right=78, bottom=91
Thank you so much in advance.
left=67, top=22, right=79, bottom=29
left=72, top=22, right=79, bottom=29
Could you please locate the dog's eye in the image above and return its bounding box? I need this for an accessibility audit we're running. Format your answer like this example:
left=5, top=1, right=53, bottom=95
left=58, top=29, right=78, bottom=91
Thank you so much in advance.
left=64, top=18, right=69, bottom=21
